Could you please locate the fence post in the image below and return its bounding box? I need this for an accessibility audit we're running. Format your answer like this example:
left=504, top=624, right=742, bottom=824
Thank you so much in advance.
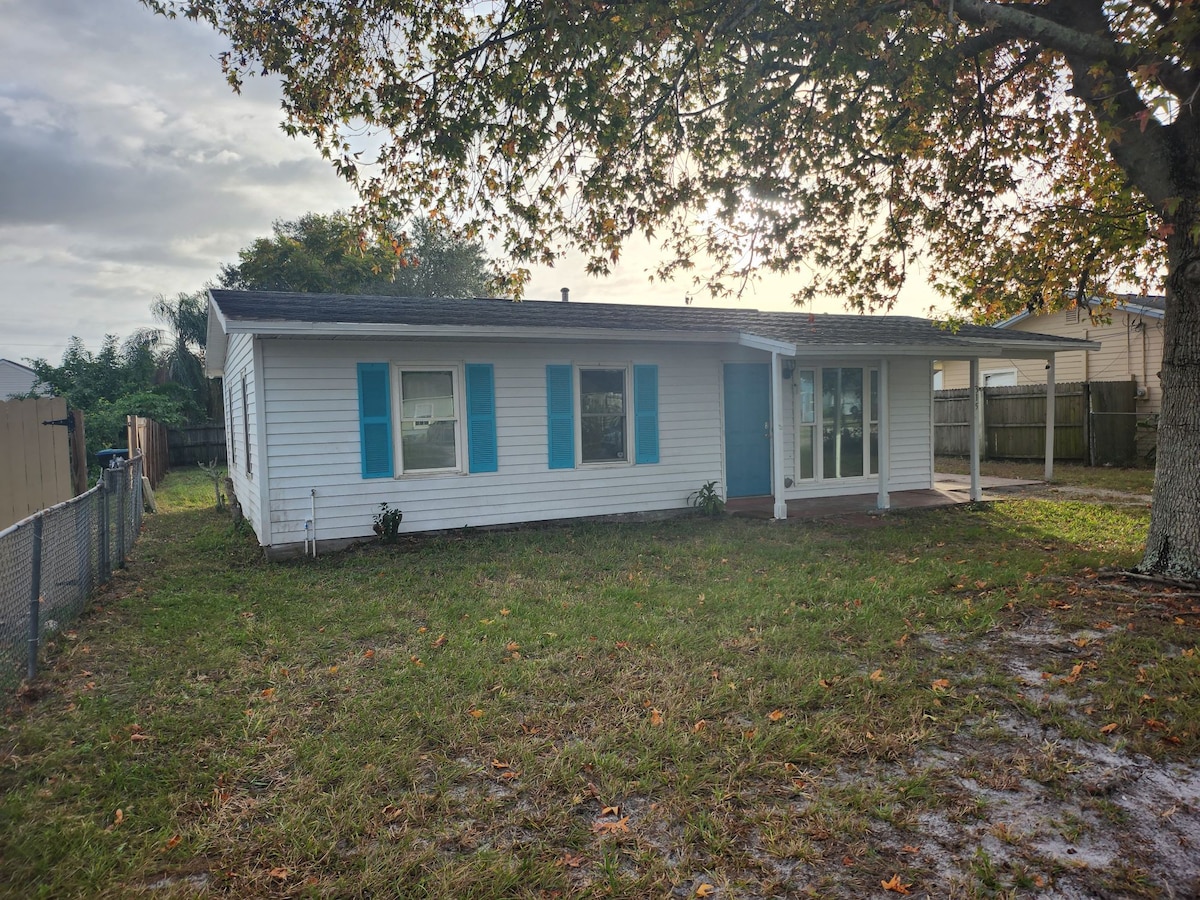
left=1083, top=382, right=1093, bottom=467
left=115, top=466, right=126, bottom=567
left=26, top=516, right=44, bottom=682
left=98, top=471, right=110, bottom=583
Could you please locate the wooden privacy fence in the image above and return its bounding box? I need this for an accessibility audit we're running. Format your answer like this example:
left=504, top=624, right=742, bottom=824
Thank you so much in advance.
left=0, top=397, right=88, bottom=531
left=127, top=416, right=169, bottom=488
left=934, top=380, right=1138, bottom=466
left=166, top=424, right=227, bottom=467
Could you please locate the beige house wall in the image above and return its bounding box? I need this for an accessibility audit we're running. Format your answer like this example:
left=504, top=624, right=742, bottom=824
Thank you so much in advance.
left=939, top=307, right=1164, bottom=419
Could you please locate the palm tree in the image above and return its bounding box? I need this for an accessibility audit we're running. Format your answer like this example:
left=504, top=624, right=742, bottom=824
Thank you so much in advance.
left=146, top=292, right=211, bottom=421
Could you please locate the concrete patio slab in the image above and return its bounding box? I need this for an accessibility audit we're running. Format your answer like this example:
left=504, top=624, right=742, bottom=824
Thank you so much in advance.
left=725, top=474, right=1044, bottom=521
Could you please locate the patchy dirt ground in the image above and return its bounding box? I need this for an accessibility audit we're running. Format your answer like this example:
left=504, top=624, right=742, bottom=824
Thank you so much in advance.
left=895, top=606, right=1200, bottom=899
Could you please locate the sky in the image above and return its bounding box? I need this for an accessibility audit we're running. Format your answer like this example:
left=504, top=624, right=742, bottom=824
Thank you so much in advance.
left=0, top=0, right=944, bottom=368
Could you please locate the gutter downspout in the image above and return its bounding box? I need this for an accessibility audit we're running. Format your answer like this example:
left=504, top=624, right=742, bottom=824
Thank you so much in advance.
left=771, top=352, right=788, bottom=520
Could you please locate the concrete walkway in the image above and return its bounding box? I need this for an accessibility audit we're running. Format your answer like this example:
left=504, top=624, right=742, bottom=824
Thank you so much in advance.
left=725, top=473, right=1043, bottom=521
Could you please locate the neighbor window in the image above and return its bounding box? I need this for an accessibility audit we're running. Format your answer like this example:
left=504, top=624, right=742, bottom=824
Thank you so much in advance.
left=579, top=368, right=627, bottom=463
left=398, top=368, right=460, bottom=473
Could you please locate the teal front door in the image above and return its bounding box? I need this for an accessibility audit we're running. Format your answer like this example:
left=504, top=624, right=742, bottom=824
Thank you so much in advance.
left=723, top=363, right=771, bottom=497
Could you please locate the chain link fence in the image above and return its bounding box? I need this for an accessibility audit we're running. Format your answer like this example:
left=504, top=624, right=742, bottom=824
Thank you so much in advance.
left=0, top=456, right=143, bottom=689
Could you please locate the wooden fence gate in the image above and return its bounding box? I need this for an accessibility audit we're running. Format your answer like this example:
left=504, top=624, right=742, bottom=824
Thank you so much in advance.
left=934, top=380, right=1138, bottom=466
left=0, top=397, right=87, bottom=530
left=127, top=416, right=170, bottom=488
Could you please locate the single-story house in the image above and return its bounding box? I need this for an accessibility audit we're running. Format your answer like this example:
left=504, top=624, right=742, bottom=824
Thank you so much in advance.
left=205, top=290, right=1095, bottom=557
left=0, top=359, right=39, bottom=400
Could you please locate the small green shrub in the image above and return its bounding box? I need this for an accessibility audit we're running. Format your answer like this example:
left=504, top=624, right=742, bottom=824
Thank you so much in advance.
left=372, top=502, right=404, bottom=542
left=689, top=481, right=725, bottom=516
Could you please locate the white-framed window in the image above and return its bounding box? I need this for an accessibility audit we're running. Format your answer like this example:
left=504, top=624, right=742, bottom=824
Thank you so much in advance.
left=396, top=366, right=462, bottom=474
left=579, top=366, right=629, bottom=464
left=227, top=381, right=236, bottom=467
left=794, top=366, right=880, bottom=482
left=982, top=369, right=1017, bottom=387
left=241, top=373, right=252, bottom=477
left=795, top=368, right=816, bottom=480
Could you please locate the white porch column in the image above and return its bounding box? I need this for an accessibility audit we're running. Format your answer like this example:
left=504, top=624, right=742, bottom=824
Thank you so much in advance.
left=969, top=358, right=982, bottom=502
left=877, top=358, right=890, bottom=510
left=1045, top=355, right=1056, bottom=481
left=771, top=352, right=788, bottom=520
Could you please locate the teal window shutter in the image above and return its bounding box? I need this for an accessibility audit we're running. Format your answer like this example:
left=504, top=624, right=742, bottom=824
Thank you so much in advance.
left=546, top=365, right=575, bottom=469
left=633, top=365, right=659, bottom=464
left=465, top=363, right=498, bottom=473
left=357, top=363, right=393, bottom=478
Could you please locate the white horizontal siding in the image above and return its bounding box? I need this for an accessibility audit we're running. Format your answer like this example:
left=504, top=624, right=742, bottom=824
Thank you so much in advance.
left=887, top=358, right=934, bottom=491
left=223, top=334, right=264, bottom=542
left=259, top=338, right=728, bottom=545
left=0, top=361, right=38, bottom=399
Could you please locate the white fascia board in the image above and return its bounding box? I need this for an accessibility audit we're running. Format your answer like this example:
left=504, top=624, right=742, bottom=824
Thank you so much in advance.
left=205, top=291, right=229, bottom=377
left=935, top=341, right=1101, bottom=361
left=225, top=321, right=748, bottom=347
left=1117, top=301, right=1165, bottom=320
left=959, top=339, right=1101, bottom=356
left=994, top=311, right=1032, bottom=329
left=790, top=341, right=1093, bottom=359
left=738, top=333, right=797, bottom=354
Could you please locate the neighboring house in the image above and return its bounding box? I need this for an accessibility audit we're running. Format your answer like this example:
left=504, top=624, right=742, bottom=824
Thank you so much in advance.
left=205, top=290, right=1093, bottom=557
left=0, top=359, right=39, bottom=399
left=939, top=295, right=1164, bottom=412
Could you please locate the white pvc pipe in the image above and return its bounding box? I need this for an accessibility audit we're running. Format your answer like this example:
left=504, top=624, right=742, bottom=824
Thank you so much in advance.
left=310, top=489, right=318, bottom=558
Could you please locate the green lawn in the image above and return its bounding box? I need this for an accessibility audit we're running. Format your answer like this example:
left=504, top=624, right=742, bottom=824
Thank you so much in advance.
left=1, top=469, right=1194, bottom=898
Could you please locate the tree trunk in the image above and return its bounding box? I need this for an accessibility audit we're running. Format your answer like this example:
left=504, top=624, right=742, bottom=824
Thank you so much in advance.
left=1140, top=241, right=1200, bottom=578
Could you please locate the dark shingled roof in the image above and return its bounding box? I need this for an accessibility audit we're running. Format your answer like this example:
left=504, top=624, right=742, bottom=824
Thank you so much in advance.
left=209, top=290, right=1092, bottom=350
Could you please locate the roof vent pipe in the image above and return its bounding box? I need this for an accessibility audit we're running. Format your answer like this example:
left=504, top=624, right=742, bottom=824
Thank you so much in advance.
left=561, top=287, right=570, bottom=302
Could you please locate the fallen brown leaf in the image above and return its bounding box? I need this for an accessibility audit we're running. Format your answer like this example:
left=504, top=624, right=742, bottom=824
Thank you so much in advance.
left=592, top=816, right=630, bottom=834
left=881, top=873, right=912, bottom=894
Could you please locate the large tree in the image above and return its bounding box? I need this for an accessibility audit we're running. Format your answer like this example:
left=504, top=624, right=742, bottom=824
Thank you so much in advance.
left=218, top=211, right=500, bottom=297
left=146, top=0, right=1200, bottom=576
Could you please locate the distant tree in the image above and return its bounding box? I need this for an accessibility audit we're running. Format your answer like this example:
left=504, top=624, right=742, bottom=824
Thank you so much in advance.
left=217, top=212, right=500, bottom=297
left=29, top=334, right=193, bottom=459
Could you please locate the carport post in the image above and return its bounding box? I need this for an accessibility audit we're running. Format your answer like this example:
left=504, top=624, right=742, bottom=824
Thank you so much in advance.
left=1045, top=355, right=1056, bottom=482
left=771, top=352, right=788, bottom=520
left=969, top=358, right=982, bottom=502
left=877, top=358, right=890, bottom=510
